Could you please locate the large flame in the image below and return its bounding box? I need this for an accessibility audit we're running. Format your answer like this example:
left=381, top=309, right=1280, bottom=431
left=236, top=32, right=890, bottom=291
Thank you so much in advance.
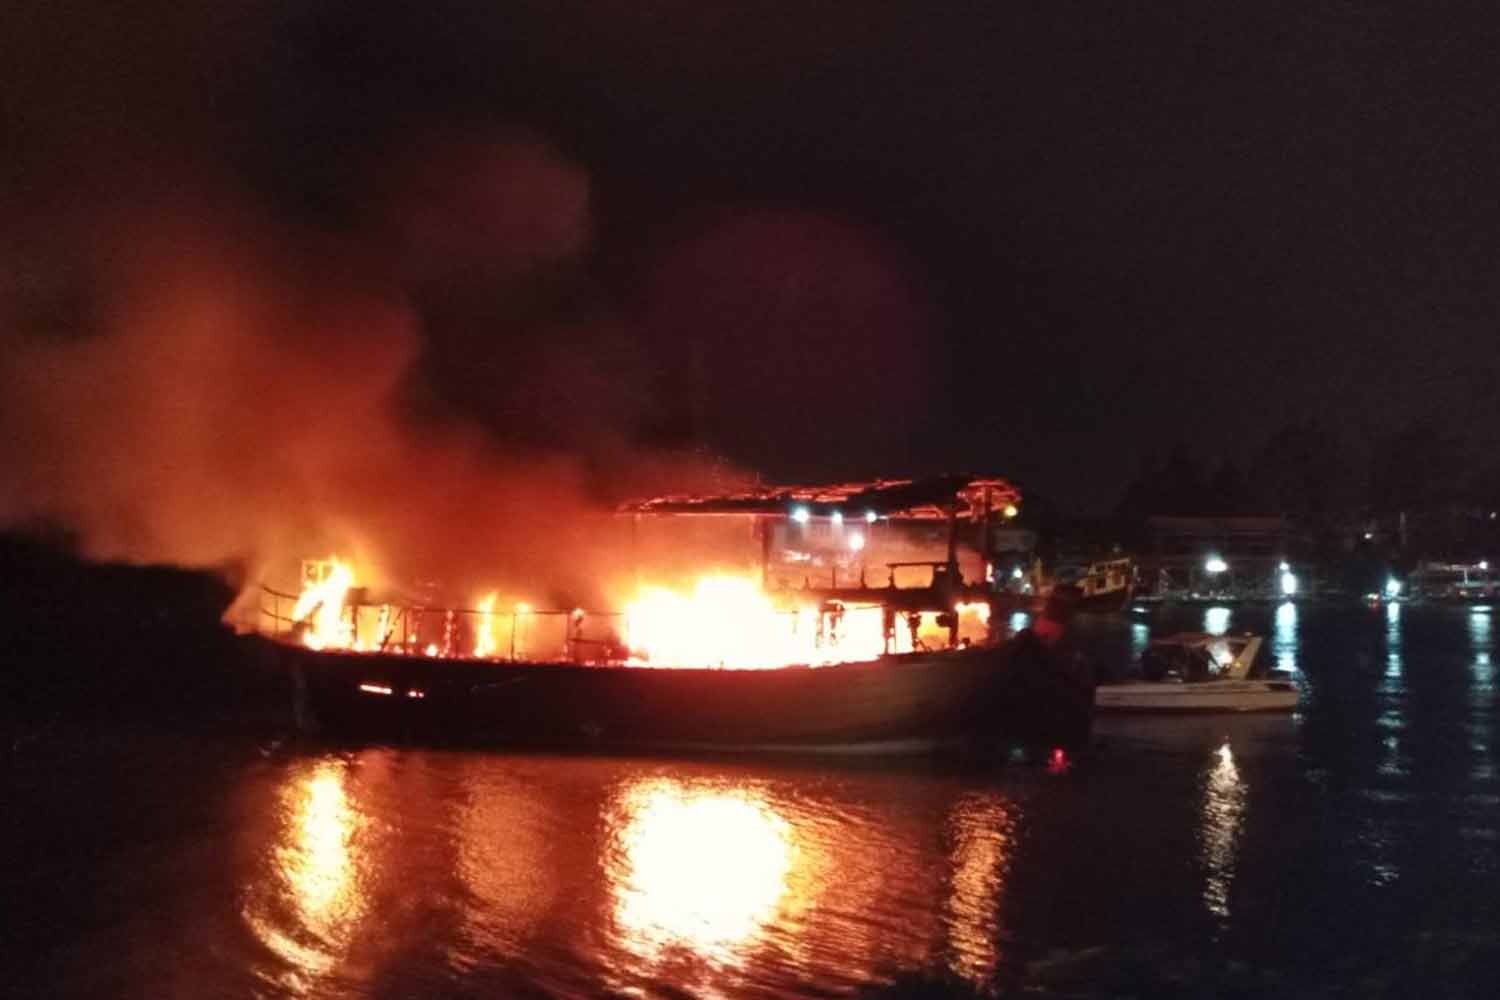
left=622, top=574, right=892, bottom=669
left=277, top=561, right=990, bottom=668
left=292, top=558, right=355, bottom=650
left=474, top=592, right=498, bottom=659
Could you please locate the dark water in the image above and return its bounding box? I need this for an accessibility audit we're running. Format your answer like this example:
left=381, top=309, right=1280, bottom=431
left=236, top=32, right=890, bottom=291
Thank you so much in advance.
left=11, top=603, right=1500, bottom=998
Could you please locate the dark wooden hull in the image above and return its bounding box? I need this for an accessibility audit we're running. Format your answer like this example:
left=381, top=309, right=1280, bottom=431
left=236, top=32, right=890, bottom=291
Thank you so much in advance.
left=251, top=637, right=1094, bottom=755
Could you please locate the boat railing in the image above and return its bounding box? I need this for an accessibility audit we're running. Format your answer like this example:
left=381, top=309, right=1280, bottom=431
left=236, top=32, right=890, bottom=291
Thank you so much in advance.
left=251, top=584, right=902, bottom=663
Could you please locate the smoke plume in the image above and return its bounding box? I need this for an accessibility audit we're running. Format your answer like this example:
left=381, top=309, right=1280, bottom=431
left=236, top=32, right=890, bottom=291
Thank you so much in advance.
left=0, top=143, right=744, bottom=610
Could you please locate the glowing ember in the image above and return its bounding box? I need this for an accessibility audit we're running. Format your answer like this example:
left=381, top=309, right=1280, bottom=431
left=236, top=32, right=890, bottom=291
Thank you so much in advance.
left=474, top=592, right=499, bottom=658
left=292, top=558, right=354, bottom=650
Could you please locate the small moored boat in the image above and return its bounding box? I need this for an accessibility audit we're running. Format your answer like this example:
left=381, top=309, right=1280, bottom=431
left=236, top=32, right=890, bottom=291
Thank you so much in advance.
left=1095, top=632, right=1297, bottom=713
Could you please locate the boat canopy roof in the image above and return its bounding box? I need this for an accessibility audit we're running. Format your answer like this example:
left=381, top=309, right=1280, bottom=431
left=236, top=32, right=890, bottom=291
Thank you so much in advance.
left=619, top=475, right=1021, bottom=522
left=1148, top=632, right=1258, bottom=649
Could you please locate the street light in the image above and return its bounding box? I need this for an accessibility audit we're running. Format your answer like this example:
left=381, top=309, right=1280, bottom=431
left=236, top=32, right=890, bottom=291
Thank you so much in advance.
left=1204, top=555, right=1228, bottom=574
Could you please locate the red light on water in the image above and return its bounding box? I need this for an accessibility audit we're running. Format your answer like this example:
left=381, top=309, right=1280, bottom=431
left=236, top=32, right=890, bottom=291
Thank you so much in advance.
left=1047, top=747, right=1071, bottom=774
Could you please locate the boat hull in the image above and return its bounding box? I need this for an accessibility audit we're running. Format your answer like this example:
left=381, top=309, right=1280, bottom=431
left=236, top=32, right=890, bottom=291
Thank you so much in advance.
left=1076, top=586, right=1134, bottom=613
left=251, top=637, right=1095, bottom=754
left=1095, top=679, right=1297, bottom=714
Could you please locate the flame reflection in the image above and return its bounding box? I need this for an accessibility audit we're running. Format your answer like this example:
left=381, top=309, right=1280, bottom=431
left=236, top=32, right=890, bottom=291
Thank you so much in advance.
left=606, top=779, right=796, bottom=968
left=453, top=773, right=554, bottom=961
left=943, top=794, right=1010, bottom=985
left=1199, top=742, right=1245, bottom=921
left=244, top=761, right=366, bottom=992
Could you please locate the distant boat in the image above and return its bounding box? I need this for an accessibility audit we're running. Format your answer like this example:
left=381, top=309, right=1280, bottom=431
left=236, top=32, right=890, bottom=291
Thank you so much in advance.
left=1095, top=633, right=1297, bottom=713
left=1050, top=557, right=1135, bottom=612
left=248, top=635, right=1097, bottom=756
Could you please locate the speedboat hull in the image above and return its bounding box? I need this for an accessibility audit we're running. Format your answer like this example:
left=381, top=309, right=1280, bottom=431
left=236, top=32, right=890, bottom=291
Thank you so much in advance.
left=1095, top=678, right=1297, bottom=714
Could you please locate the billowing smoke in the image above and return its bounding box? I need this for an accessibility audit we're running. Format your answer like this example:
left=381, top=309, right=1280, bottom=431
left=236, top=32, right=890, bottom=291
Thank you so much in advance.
left=1, top=2, right=937, bottom=615
left=0, top=144, right=742, bottom=610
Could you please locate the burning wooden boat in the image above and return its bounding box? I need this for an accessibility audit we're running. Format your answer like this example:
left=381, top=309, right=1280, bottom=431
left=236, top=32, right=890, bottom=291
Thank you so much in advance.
left=241, top=476, right=1096, bottom=754
left=250, top=636, right=1092, bottom=754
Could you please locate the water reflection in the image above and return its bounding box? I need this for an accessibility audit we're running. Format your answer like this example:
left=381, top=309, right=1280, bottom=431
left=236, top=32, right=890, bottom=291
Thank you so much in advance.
left=454, top=771, right=554, bottom=963
left=1203, top=606, right=1231, bottom=637
left=1377, top=603, right=1405, bottom=778
left=606, top=778, right=796, bottom=969
left=1470, top=609, right=1493, bottom=689
left=1129, top=622, right=1151, bottom=662
left=943, top=794, right=1010, bottom=985
left=1199, top=743, right=1245, bottom=922
left=244, top=760, right=366, bottom=993
left=1385, top=602, right=1403, bottom=677
left=1273, top=601, right=1299, bottom=672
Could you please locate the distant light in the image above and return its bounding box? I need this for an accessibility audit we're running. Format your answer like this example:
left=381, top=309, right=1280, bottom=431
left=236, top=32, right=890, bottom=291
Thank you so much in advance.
left=830, top=510, right=843, bottom=526
left=1280, top=571, right=1299, bottom=596
left=1002, top=504, right=1019, bottom=519
left=847, top=532, right=866, bottom=552
left=515, top=602, right=532, bottom=613
left=358, top=683, right=393, bottom=696
left=1482, top=561, right=1491, bottom=572
left=1279, top=560, right=1290, bottom=573
left=1204, top=556, right=1229, bottom=574
left=1363, top=532, right=1374, bottom=541
left=572, top=607, right=585, bottom=618
left=791, top=506, right=811, bottom=524
left=405, top=689, right=425, bottom=699
left=1132, top=606, right=1147, bottom=614
left=864, top=510, right=878, bottom=523
left=1047, top=747, right=1071, bottom=774
left=1385, top=577, right=1402, bottom=599
left=1011, top=566, right=1024, bottom=580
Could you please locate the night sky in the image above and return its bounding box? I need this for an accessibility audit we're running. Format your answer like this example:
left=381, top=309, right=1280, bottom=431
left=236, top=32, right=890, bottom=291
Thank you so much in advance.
left=8, top=1, right=1500, bottom=513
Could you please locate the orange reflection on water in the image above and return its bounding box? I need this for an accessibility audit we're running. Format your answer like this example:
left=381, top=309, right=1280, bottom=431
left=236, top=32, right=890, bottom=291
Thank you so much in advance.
left=944, top=794, right=1011, bottom=985
left=453, top=773, right=555, bottom=961
left=244, top=761, right=366, bottom=992
left=1200, top=742, right=1246, bottom=921
left=608, top=779, right=796, bottom=968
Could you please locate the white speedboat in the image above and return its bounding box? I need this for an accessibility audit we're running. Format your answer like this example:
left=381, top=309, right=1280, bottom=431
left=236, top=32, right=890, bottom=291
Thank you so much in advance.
left=1095, top=632, right=1297, bottom=713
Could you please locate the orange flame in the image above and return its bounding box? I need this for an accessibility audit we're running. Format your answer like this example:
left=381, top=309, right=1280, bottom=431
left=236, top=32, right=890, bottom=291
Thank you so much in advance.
left=292, top=558, right=354, bottom=650
left=622, top=573, right=894, bottom=669
left=473, top=592, right=498, bottom=658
